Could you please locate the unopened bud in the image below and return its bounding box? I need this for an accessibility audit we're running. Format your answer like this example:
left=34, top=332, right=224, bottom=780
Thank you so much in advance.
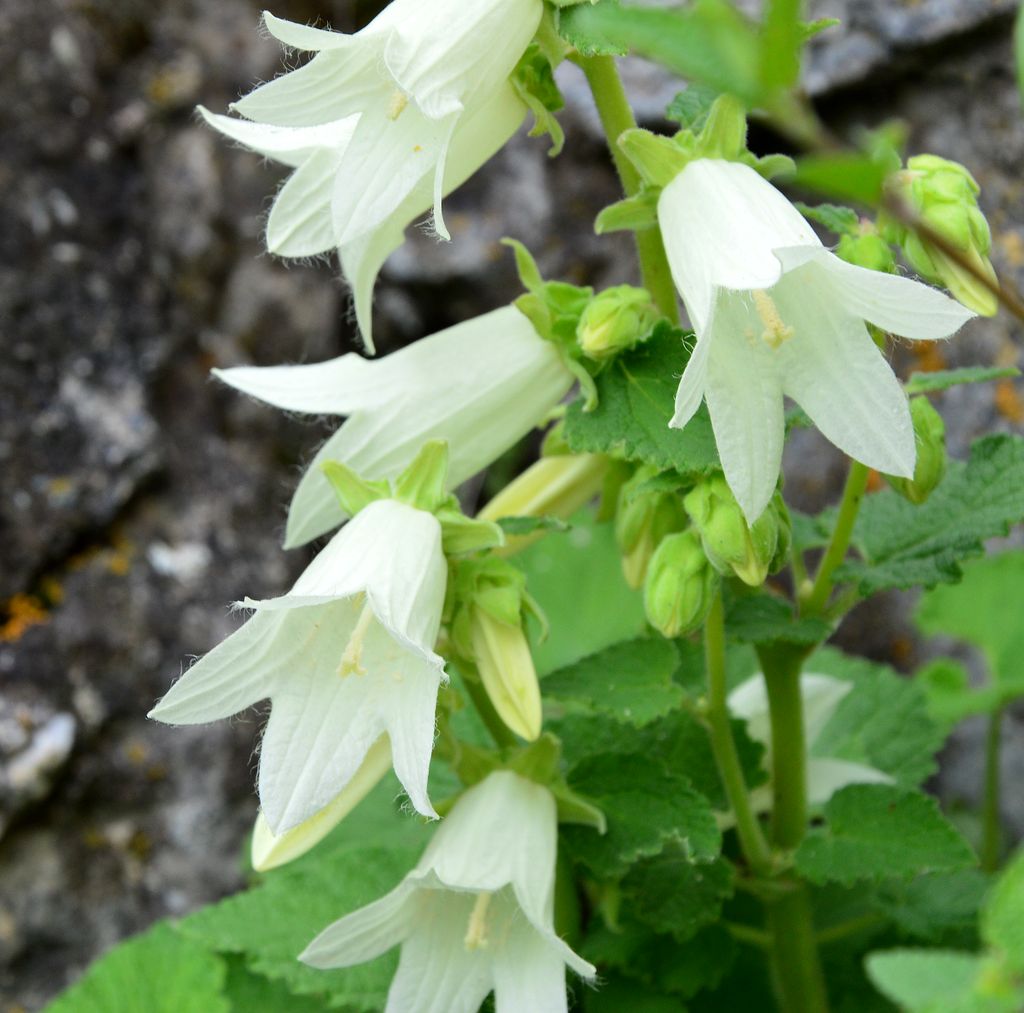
left=470, top=608, right=542, bottom=742
left=683, top=476, right=777, bottom=587
left=644, top=529, right=717, bottom=638
left=887, top=155, right=998, bottom=316
left=577, top=285, right=658, bottom=360
left=882, top=397, right=947, bottom=504
left=615, top=466, right=686, bottom=589
left=767, top=492, right=792, bottom=575
left=836, top=227, right=896, bottom=275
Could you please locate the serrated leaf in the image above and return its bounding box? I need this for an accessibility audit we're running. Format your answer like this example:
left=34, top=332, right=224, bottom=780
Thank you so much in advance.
left=222, top=957, right=328, bottom=1012
left=837, top=435, right=1024, bottom=595
left=543, top=636, right=685, bottom=727
left=516, top=509, right=647, bottom=675
left=564, top=324, right=719, bottom=476
left=810, top=647, right=945, bottom=787
left=563, top=752, right=720, bottom=878
left=181, top=843, right=421, bottom=1010
left=916, top=552, right=1024, bottom=687
left=866, top=950, right=986, bottom=1010
left=665, top=83, right=720, bottom=130
left=622, top=847, right=735, bottom=941
left=724, top=592, right=831, bottom=647
left=982, top=850, right=1024, bottom=971
left=795, top=785, right=975, bottom=886
left=793, top=201, right=860, bottom=235
left=556, top=0, right=628, bottom=56
left=905, top=366, right=1021, bottom=395
left=45, top=923, right=229, bottom=1013
left=871, top=869, right=989, bottom=943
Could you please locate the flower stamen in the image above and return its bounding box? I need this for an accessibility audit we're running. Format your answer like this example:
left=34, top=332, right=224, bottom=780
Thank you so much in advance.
left=386, top=89, right=409, bottom=121
left=752, top=290, right=794, bottom=350
left=463, top=891, right=492, bottom=950
left=338, top=600, right=375, bottom=677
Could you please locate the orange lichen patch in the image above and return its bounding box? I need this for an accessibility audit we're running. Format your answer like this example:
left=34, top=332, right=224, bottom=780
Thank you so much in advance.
left=910, top=341, right=948, bottom=374
left=0, top=594, right=49, bottom=642
left=994, top=379, right=1024, bottom=424
left=39, top=576, right=64, bottom=605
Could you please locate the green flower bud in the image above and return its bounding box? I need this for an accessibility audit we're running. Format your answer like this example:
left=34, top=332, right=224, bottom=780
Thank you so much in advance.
left=882, top=396, right=947, bottom=505
left=577, top=285, right=658, bottom=361
left=887, top=155, right=998, bottom=316
left=768, top=492, right=792, bottom=575
left=643, top=529, right=717, bottom=638
left=836, top=229, right=896, bottom=275
left=683, top=476, right=778, bottom=587
left=614, top=466, right=687, bottom=589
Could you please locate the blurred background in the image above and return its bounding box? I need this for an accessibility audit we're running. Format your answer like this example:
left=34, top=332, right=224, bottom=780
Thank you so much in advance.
left=1, top=0, right=1022, bottom=1008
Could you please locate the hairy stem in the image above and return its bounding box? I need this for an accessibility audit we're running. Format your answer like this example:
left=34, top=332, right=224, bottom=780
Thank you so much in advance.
left=802, top=460, right=870, bottom=616
left=766, top=884, right=831, bottom=1013
left=577, top=54, right=680, bottom=323
left=703, top=592, right=773, bottom=876
left=981, top=705, right=1005, bottom=872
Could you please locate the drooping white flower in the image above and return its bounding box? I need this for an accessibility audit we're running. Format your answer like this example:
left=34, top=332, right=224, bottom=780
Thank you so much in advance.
left=199, top=78, right=526, bottom=350
left=149, top=499, right=447, bottom=832
left=302, top=770, right=595, bottom=1012
left=727, top=671, right=892, bottom=813
left=214, top=305, right=575, bottom=548
left=659, top=158, right=975, bottom=523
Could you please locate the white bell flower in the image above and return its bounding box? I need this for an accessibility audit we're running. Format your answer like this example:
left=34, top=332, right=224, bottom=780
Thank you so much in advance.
left=659, top=158, right=975, bottom=523
left=301, top=770, right=596, bottom=1013
left=214, top=305, right=575, bottom=548
left=727, top=671, right=892, bottom=815
left=149, top=499, right=447, bottom=832
left=199, top=78, right=526, bottom=351
left=225, top=3, right=541, bottom=244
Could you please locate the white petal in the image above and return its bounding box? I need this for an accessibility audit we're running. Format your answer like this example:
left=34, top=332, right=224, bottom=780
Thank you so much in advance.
left=198, top=106, right=356, bottom=168
left=726, top=673, right=771, bottom=746
left=384, top=673, right=443, bottom=820
left=262, top=11, right=357, bottom=51
left=301, top=881, right=417, bottom=968
left=149, top=609, right=296, bottom=724
left=774, top=269, right=917, bottom=477
left=659, top=159, right=820, bottom=332
left=801, top=674, right=854, bottom=748
left=383, top=0, right=541, bottom=120
left=339, top=216, right=408, bottom=355
left=251, top=734, right=392, bottom=871
left=493, top=922, right=571, bottom=1013
left=283, top=307, right=574, bottom=547
left=232, top=48, right=383, bottom=127
left=776, top=247, right=976, bottom=339
left=383, top=894, right=494, bottom=1013
left=418, top=771, right=557, bottom=930
left=806, top=757, right=894, bottom=807
left=670, top=329, right=711, bottom=429
left=703, top=292, right=786, bottom=523
left=266, top=148, right=341, bottom=257
left=331, top=102, right=457, bottom=246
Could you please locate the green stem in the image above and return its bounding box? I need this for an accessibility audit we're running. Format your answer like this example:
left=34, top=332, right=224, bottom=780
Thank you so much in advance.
left=815, top=912, right=884, bottom=946
left=704, top=592, right=773, bottom=876
left=802, top=460, right=870, bottom=616
left=462, top=670, right=517, bottom=750
left=577, top=54, right=680, bottom=324
left=766, top=884, right=831, bottom=1013
left=981, top=706, right=1005, bottom=872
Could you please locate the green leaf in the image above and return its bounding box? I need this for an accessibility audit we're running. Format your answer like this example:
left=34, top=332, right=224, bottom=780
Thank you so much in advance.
left=497, top=514, right=570, bottom=536
left=622, top=847, right=735, bottom=940
left=866, top=950, right=986, bottom=1010
left=789, top=152, right=888, bottom=206
left=838, top=435, right=1024, bottom=595
left=872, top=869, right=989, bottom=944
left=810, top=647, right=945, bottom=787
left=982, top=850, right=1024, bottom=971
left=916, top=658, right=1008, bottom=725
left=564, top=323, right=719, bottom=476
left=45, top=923, right=229, bottom=1013
left=542, top=636, right=686, bottom=727
left=795, top=785, right=976, bottom=886
left=665, top=83, right=720, bottom=131
left=582, top=976, right=682, bottom=1012
left=916, top=551, right=1024, bottom=687
left=724, top=591, right=831, bottom=647
left=222, top=958, right=328, bottom=1012
left=793, top=201, right=860, bottom=235
left=557, top=0, right=761, bottom=102
left=563, top=752, right=720, bottom=878
left=904, top=366, right=1021, bottom=395
left=515, top=509, right=647, bottom=676
left=759, top=0, right=802, bottom=92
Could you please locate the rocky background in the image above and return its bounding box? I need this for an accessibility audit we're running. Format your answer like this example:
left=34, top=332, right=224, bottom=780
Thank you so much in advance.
left=1, top=0, right=1022, bottom=1008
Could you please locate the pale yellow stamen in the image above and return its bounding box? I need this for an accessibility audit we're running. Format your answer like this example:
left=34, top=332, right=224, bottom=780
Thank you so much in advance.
left=752, top=290, right=794, bottom=350
left=338, top=601, right=375, bottom=678
left=463, top=892, right=492, bottom=950
left=386, top=89, right=409, bottom=121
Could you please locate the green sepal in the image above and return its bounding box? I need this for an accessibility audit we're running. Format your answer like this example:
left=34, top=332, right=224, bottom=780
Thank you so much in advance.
left=552, top=781, right=608, bottom=833
left=447, top=555, right=535, bottom=659
left=595, top=189, right=660, bottom=234
left=696, top=92, right=746, bottom=160
left=511, top=42, right=566, bottom=156
left=321, top=460, right=391, bottom=516
left=392, top=439, right=450, bottom=512
left=435, top=504, right=506, bottom=555
left=618, top=128, right=691, bottom=188
left=794, top=201, right=861, bottom=236
left=565, top=355, right=600, bottom=412
left=739, top=150, right=796, bottom=180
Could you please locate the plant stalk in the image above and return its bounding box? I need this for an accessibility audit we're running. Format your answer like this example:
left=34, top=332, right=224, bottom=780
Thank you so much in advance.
left=981, top=705, right=1005, bottom=872
left=577, top=54, right=680, bottom=324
